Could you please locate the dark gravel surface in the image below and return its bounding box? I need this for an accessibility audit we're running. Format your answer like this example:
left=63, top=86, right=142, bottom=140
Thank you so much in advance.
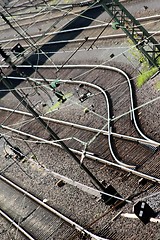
left=0, top=0, right=160, bottom=239
left=0, top=61, right=159, bottom=239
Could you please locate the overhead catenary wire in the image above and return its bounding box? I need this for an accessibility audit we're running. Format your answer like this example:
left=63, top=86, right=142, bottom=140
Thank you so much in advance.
left=0, top=0, right=159, bottom=176
left=0, top=1, right=159, bottom=87
left=0, top=64, right=159, bottom=151
left=0, top=65, right=159, bottom=148
left=0, top=111, right=78, bottom=145
left=1, top=11, right=160, bottom=49
left=0, top=209, right=35, bottom=240
left=4, top=66, right=158, bottom=144
left=0, top=0, right=116, bottom=80
left=0, top=97, right=23, bottom=126
left=3, top=70, right=139, bottom=170
left=0, top=5, right=61, bottom=73
left=1, top=72, right=136, bottom=169
left=1, top=26, right=159, bottom=91
left=71, top=29, right=160, bottom=81
left=0, top=124, right=160, bottom=208
left=0, top=0, right=94, bottom=48
left=2, top=0, right=160, bottom=40
left=0, top=62, right=156, bottom=94
left=0, top=105, right=159, bottom=148
left=25, top=156, right=132, bottom=203
left=0, top=0, right=110, bottom=84
left=0, top=2, right=159, bottom=236
left=2, top=67, right=159, bottom=168
left=1, top=122, right=160, bottom=185
left=0, top=76, right=159, bottom=218
left=0, top=71, right=108, bottom=193
left=0, top=174, right=110, bottom=240
left=0, top=73, right=149, bottom=170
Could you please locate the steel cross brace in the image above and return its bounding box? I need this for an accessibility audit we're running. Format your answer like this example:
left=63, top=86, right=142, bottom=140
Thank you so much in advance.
left=99, top=0, right=160, bottom=67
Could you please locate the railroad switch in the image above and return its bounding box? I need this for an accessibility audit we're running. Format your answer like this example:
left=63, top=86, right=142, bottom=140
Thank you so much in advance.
left=133, top=201, right=157, bottom=224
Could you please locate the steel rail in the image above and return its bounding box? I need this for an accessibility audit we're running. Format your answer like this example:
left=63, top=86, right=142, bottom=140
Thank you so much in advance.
left=1, top=65, right=159, bottom=169
left=6, top=11, right=160, bottom=24
left=64, top=66, right=160, bottom=148
left=1, top=66, right=138, bottom=168
left=6, top=63, right=159, bottom=148
left=7, top=31, right=158, bottom=49
left=0, top=6, right=159, bottom=31
left=121, top=213, right=160, bottom=223
left=0, top=0, right=140, bottom=28
left=3, top=0, right=92, bottom=17
left=0, top=174, right=109, bottom=240
left=54, top=76, right=136, bottom=168
left=0, top=209, right=35, bottom=240
left=0, top=106, right=158, bottom=147
left=0, top=6, right=86, bottom=27
left=1, top=14, right=160, bottom=45
left=1, top=124, right=160, bottom=184
left=19, top=157, right=131, bottom=203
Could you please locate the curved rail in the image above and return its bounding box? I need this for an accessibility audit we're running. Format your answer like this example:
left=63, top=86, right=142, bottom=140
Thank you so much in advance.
left=1, top=69, right=138, bottom=168
left=21, top=63, right=159, bottom=148
left=59, top=78, right=136, bottom=169
left=0, top=174, right=109, bottom=240
left=1, top=65, right=159, bottom=167
left=63, top=65, right=159, bottom=147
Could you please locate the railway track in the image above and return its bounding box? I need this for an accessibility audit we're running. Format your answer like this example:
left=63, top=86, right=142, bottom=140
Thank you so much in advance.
left=1, top=13, right=160, bottom=50
left=0, top=113, right=160, bottom=239
left=1, top=0, right=160, bottom=59
left=0, top=65, right=159, bottom=181
left=0, top=1, right=104, bottom=73
left=1, top=3, right=159, bottom=33
left=2, top=63, right=159, bottom=147
left=0, top=110, right=160, bottom=239
left=0, top=174, right=109, bottom=240
left=1, top=122, right=160, bottom=183
left=0, top=3, right=87, bottom=26
left=0, top=1, right=159, bottom=239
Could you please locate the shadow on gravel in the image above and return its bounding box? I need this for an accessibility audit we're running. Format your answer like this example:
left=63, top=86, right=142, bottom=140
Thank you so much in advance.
left=0, top=5, right=104, bottom=98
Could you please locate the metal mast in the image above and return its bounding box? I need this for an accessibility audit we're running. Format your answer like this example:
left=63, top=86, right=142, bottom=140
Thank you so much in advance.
left=99, top=0, right=160, bottom=68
